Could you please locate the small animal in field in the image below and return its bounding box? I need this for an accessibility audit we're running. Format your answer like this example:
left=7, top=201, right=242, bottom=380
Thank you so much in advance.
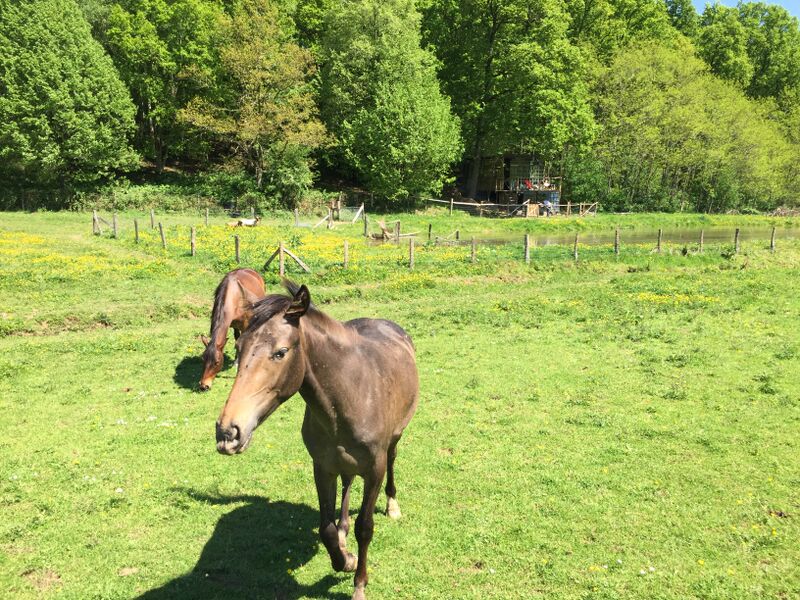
left=227, top=216, right=261, bottom=227
left=199, top=268, right=266, bottom=391
left=215, top=281, right=419, bottom=600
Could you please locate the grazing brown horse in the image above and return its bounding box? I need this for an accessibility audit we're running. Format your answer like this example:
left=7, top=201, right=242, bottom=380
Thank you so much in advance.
left=199, top=268, right=266, bottom=391
left=215, top=282, right=419, bottom=600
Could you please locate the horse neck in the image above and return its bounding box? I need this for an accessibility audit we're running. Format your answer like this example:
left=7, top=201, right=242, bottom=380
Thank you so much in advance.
left=297, top=310, right=352, bottom=414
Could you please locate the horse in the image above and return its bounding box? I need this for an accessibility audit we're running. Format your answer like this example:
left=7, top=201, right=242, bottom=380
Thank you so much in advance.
left=214, top=282, right=419, bottom=600
left=199, top=268, right=266, bottom=391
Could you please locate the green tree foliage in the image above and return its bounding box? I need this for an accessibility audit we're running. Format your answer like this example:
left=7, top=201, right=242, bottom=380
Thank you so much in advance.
left=0, top=0, right=137, bottom=200
left=697, top=4, right=754, bottom=88
left=319, top=0, right=461, bottom=202
left=422, top=0, right=596, bottom=198
left=180, top=0, right=326, bottom=203
left=592, top=41, right=796, bottom=212
left=665, top=0, right=700, bottom=38
left=96, top=0, right=225, bottom=170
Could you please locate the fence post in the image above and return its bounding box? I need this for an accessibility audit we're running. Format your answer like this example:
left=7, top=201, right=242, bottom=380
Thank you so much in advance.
left=449, top=197, right=453, bottom=216
left=92, top=210, right=99, bottom=235
left=112, top=213, right=118, bottom=239
left=699, top=229, right=704, bottom=253
left=150, top=209, right=155, bottom=229
left=279, top=241, right=285, bottom=276
left=294, top=208, right=299, bottom=226
left=343, top=240, right=349, bottom=268
left=770, top=226, right=776, bottom=252
left=734, top=228, right=740, bottom=254
left=327, top=208, right=333, bottom=230
left=573, top=233, right=579, bottom=261
left=471, top=237, right=477, bottom=263
left=455, top=230, right=460, bottom=241
left=363, top=211, right=368, bottom=237
left=394, top=221, right=401, bottom=241
left=205, top=208, right=209, bottom=227
left=428, top=223, right=432, bottom=241
left=134, top=219, right=139, bottom=244
left=159, top=222, right=166, bottom=249
left=190, top=227, right=196, bottom=256
left=566, top=201, right=571, bottom=217
left=408, top=238, right=415, bottom=269
left=614, top=228, right=620, bottom=256
left=250, top=206, right=255, bottom=220
left=235, top=235, right=240, bottom=263
left=657, top=228, right=663, bottom=253
left=524, top=234, right=530, bottom=264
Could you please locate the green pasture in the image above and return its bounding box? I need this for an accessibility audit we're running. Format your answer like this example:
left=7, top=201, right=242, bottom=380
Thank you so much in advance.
left=0, top=211, right=798, bottom=599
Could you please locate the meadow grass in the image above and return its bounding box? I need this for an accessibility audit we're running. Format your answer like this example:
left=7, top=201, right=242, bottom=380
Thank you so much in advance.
left=0, top=211, right=798, bottom=599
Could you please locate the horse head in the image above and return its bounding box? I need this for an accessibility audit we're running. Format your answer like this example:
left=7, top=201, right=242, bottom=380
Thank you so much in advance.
left=215, top=285, right=310, bottom=455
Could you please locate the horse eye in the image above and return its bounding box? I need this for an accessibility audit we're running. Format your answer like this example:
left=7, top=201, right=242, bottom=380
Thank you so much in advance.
left=272, top=348, right=288, bottom=360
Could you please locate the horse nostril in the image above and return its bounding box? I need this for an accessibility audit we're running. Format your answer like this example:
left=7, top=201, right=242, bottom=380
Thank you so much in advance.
left=215, top=422, right=240, bottom=443
left=229, top=425, right=240, bottom=442
left=199, top=383, right=210, bottom=391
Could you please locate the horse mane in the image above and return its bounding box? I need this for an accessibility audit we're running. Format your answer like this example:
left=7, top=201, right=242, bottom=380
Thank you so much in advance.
left=248, top=294, right=294, bottom=330
left=203, top=275, right=231, bottom=360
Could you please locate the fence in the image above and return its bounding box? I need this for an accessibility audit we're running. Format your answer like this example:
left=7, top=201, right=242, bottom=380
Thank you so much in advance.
left=426, top=198, right=599, bottom=218
left=90, top=212, right=781, bottom=279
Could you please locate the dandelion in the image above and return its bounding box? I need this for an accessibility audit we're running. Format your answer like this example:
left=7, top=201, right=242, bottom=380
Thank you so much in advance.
left=648, top=566, right=655, bottom=572
left=697, top=559, right=704, bottom=566
left=639, top=569, right=646, bottom=576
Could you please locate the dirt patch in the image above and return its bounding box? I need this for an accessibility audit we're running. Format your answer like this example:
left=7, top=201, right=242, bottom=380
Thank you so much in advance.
left=22, top=568, right=62, bottom=591
left=118, top=567, right=139, bottom=577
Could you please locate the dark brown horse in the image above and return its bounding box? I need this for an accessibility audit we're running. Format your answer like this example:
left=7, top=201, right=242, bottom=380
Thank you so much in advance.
left=215, top=283, right=418, bottom=600
left=199, top=268, right=266, bottom=391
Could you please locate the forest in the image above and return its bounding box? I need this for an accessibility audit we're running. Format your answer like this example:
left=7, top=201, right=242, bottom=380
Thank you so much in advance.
left=1, top=0, right=799, bottom=212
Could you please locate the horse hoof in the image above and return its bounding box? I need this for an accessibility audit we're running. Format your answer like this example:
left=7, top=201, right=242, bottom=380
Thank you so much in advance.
left=351, top=586, right=366, bottom=600
left=343, top=553, right=358, bottom=573
left=387, top=497, right=402, bottom=520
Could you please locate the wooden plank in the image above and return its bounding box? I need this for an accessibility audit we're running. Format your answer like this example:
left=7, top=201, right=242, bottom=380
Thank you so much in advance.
left=313, top=213, right=330, bottom=229
left=283, top=247, right=311, bottom=273
left=263, top=246, right=280, bottom=270
left=351, top=203, right=364, bottom=224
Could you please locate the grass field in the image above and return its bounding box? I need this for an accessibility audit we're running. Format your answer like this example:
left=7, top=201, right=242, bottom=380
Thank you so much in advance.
left=1, top=211, right=798, bottom=599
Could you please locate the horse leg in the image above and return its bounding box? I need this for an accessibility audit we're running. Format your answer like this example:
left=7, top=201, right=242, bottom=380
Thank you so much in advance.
left=313, top=462, right=357, bottom=573
left=385, top=440, right=401, bottom=519
left=352, top=464, right=386, bottom=600
left=232, top=329, right=240, bottom=367
left=337, top=475, right=356, bottom=567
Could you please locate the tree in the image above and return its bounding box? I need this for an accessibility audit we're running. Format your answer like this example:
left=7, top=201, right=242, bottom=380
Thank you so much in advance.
left=593, top=41, right=796, bottom=212
left=665, top=0, right=700, bottom=38
left=97, top=0, right=225, bottom=171
left=0, top=0, right=137, bottom=200
left=697, top=4, right=754, bottom=88
left=319, top=0, right=462, bottom=201
left=422, top=0, right=596, bottom=198
left=180, top=0, right=326, bottom=202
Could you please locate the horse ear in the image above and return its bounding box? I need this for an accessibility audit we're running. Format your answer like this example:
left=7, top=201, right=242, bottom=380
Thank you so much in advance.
left=236, top=280, right=262, bottom=310
left=285, top=285, right=310, bottom=319
left=199, top=335, right=210, bottom=347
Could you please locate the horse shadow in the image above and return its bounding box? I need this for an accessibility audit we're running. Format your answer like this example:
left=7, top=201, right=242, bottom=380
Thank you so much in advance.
left=137, top=492, right=349, bottom=600
left=172, top=355, right=236, bottom=391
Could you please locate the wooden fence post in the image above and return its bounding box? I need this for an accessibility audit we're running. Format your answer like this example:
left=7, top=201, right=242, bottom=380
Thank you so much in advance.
left=250, top=206, right=255, bottom=220
left=159, top=222, right=166, bottom=249
left=235, top=235, right=240, bottom=263
left=428, top=223, right=432, bottom=241
left=770, top=226, right=776, bottom=252
left=279, top=241, right=285, bottom=276
left=205, top=208, right=209, bottom=227
left=449, top=197, right=453, bottom=216
left=190, top=227, right=196, bottom=256
left=657, top=228, right=663, bottom=253
left=734, top=228, right=740, bottom=254
left=112, top=213, right=118, bottom=239
left=92, top=210, right=99, bottom=235
left=567, top=201, right=571, bottom=217
left=524, top=234, right=530, bottom=264
left=326, top=208, right=333, bottom=230
left=573, top=233, right=579, bottom=261
left=614, top=228, right=620, bottom=256
left=699, top=229, right=704, bottom=253
left=394, top=221, right=401, bottom=241
left=294, top=208, right=299, bottom=226
left=134, top=219, right=139, bottom=244
left=455, top=230, right=460, bottom=241
left=150, top=209, right=155, bottom=229
left=471, top=237, right=477, bottom=263
left=363, top=211, right=368, bottom=237
left=408, top=238, right=415, bottom=269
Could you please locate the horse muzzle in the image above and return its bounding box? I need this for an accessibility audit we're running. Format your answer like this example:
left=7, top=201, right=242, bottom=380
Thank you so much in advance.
left=215, top=421, right=252, bottom=455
